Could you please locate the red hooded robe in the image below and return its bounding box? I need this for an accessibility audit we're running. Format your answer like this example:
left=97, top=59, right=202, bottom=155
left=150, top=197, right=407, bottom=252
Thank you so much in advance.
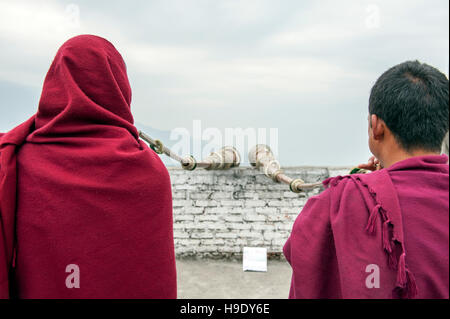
left=0, top=35, right=176, bottom=299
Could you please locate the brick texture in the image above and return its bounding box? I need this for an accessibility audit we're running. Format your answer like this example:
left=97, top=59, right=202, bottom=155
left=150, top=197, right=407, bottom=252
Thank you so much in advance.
left=169, top=166, right=350, bottom=259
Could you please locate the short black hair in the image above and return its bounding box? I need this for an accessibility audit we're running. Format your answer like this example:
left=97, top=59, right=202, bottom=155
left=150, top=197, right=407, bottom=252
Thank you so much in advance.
left=369, top=60, right=449, bottom=152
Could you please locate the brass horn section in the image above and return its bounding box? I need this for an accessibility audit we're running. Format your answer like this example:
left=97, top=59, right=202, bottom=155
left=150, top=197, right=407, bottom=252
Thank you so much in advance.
left=139, top=131, right=240, bottom=171
left=248, top=144, right=283, bottom=181
left=248, top=144, right=323, bottom=193
left=204, top=146, right=241, bottom=170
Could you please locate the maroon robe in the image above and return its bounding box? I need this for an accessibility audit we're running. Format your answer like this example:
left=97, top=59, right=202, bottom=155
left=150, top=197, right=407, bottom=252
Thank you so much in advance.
left=0, top=35, right=176, bottom=298
left=284, top=155, right=449, bottom=299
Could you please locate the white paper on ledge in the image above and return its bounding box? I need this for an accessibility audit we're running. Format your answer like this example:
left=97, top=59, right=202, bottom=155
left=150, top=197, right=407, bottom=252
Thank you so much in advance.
left=243, top=247, right=267, bottom=272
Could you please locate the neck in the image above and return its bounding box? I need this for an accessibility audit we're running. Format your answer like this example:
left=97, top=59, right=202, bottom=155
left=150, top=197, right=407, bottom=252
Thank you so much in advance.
left=380, top=148, right=440, bottom=169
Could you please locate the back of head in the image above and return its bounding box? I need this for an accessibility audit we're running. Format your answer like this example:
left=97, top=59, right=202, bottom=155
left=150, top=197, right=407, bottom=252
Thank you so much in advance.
left=33, top=34, right=136, bottom=139
left=369, top=61, right=449, bottom=153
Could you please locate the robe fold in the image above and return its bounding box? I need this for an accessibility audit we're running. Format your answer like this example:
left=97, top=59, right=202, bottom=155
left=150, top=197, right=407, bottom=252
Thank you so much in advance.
left=284, top=155, right=449, bottom=299
left=0, top=35, right=176, bottom=299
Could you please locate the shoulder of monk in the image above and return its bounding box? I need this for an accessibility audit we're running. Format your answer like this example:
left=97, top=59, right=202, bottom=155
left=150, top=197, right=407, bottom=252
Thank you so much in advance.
left=321, top=170, right=390, bottom=208
left=323, top=169, right=386, bottom=189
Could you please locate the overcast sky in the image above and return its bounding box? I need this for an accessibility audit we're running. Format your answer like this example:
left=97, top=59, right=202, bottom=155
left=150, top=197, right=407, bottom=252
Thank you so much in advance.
left=0, top=0, right=448, bottom=166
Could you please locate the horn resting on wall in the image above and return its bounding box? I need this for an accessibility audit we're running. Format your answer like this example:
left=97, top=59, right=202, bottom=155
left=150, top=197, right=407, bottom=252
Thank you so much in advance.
left=139, top=131, right=336, bottom=193
left=139, top=131, right=240, bottom=171
left=248, top=145, right=323, bottom=193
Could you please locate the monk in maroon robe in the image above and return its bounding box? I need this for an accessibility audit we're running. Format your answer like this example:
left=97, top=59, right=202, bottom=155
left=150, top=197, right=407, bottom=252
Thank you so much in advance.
left=284, top=61, right=449, bottom=299
left=0, top=35, right=176, bottom=298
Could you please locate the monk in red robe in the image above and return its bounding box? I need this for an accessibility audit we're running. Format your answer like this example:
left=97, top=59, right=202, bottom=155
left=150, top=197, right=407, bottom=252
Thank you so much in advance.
left=284, top=61, right=449, bottom=299
left=0, top=35, right=177, bottom=298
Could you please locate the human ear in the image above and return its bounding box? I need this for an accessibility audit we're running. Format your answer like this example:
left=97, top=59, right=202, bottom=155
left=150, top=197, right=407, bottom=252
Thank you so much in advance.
left=371, top=115, right=384, bottom=140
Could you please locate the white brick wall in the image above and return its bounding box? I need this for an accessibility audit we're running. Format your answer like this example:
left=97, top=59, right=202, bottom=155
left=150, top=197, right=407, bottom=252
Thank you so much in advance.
left=169, top=166, right=350, bottom=259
